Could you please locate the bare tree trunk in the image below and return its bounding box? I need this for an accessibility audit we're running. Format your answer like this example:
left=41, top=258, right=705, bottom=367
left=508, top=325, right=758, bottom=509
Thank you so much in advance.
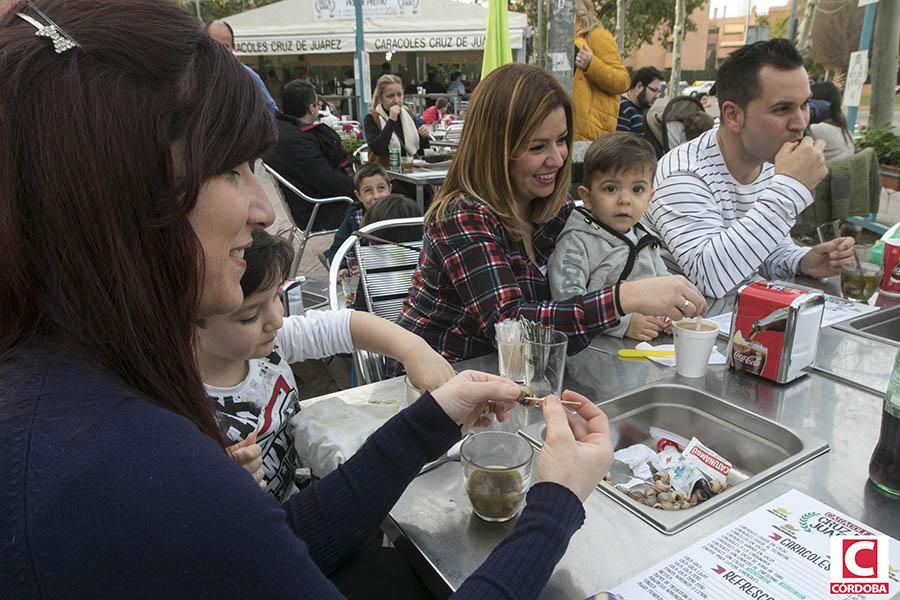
left=796, top=0, right=818, bottom=54
left=547, top=0, right=576, bottom=94
left=870, top=0, right=900, bottom=128
left=668, top=0, right=685, bottom=97
left=616, top=0, right=626, bottom=56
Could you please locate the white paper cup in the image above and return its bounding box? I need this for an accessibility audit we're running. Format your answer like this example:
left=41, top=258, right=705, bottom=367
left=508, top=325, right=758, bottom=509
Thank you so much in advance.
left=672, top=319, right=720, bottom=378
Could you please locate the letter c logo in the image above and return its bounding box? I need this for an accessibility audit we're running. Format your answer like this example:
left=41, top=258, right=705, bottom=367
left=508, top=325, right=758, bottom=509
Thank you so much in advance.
left=845, top=540, right=876, bottom=577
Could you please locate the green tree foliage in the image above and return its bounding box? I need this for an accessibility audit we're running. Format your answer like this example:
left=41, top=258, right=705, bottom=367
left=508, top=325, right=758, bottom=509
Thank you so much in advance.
left=181, top=0, right=281, bottom=21
left=510, top=0, right=705, bottom=57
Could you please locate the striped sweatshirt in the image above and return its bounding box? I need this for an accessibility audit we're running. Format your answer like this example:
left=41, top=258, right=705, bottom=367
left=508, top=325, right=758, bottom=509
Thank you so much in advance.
left=641, top=128, right=812, bottom=298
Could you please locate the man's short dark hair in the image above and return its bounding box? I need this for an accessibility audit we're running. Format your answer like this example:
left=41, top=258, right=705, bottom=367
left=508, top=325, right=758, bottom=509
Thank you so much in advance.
left=450, top=71, right=462, bottom=81
left=582, top=132, right=657, bottom=186
left=715, top=38, right=804, bottom=109
left=630, top=66, right=663, bottom=90
left=206, top=19, right=234, bottom=46
left=353, top=163, right=390, bottom=190
left=282, top=80, right=317, bottom=118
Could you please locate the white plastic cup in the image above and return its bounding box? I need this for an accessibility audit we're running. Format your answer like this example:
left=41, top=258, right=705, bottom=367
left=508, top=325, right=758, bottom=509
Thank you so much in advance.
left=672, top=319, right=720, bottom=378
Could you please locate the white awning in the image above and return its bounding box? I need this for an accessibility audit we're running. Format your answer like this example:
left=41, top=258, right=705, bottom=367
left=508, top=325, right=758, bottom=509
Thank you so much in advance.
left=225, top=0, right=529, bottom=55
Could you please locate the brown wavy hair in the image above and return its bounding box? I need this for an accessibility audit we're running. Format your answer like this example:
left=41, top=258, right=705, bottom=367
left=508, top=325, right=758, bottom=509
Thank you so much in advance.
left=0, top=0, right=276, bottom=444
left=426, top=63, right=572, bottom=241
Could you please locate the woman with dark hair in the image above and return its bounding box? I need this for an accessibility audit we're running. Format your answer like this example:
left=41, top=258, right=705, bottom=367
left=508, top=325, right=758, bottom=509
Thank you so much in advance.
left=810, top=81, right=855, bottom=164
left=0, top=4, right=618, bottom=598
left=398, top=64, right=707, bottom=364
left=262, top=79, right=353, bottom=230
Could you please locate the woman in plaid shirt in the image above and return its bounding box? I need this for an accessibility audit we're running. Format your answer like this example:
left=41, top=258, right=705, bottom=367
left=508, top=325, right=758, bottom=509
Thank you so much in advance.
left=397, top=64, right=706, bottom=363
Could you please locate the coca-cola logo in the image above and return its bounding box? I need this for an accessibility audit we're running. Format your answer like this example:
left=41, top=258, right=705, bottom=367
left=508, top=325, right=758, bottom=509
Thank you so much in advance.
left=733, top=350, right=762, bottom=367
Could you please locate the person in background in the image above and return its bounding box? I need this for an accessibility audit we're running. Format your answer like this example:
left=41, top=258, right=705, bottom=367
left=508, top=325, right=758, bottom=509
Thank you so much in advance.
left=617, top=66, right=664, bottom=134
left=549, top=133, right=670, bottom=342
left=421, top=97, right=449, bottom=125
left=642, top=39, right=854, bottom=299
left=322, top=163, right=393, bottom=270
left=397, top=64, right=707, bottom=364
left=197, top=229, right=453, bottom=502
left=447, top=70, right=466, bottom=97
left=572, top=0, right=630, bottom=141
left=207, top=19, right=279, bottom=114
left=422, top=71, right=446, bottom=107
left=695, top=91, right=711, bottom=109
left=266, top=69, right=284, bottom=107
left=364, top=74, right=430, bottom=167
left=263, top=80, right=352, bottom=229
left=1, top=2, right=621, bottom=598
left=809, top=81, right=855, bottom=165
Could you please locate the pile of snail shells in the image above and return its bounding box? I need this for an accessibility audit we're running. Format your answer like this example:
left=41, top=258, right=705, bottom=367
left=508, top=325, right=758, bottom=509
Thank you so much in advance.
left=625, top=471, right=730, bottom=511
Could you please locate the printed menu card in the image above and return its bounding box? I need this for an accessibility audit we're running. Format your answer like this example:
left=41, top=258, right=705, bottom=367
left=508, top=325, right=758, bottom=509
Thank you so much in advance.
left=605, top=490, right=899, bottom=600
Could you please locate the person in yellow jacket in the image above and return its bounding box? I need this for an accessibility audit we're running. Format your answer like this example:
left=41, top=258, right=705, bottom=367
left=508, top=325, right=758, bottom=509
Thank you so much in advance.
left=573, top=0, right=630, bottom=141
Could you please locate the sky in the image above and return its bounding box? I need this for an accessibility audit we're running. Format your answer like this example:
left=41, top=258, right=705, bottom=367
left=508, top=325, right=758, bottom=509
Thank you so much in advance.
left=708, top=0, right=790, bottom=18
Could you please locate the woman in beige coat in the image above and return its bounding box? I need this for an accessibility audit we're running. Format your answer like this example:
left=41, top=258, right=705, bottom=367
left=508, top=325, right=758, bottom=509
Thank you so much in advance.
left=572, top=0, right=630, bottom=141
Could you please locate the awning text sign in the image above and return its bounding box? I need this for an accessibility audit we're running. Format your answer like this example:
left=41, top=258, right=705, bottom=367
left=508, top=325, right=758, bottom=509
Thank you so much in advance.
left=314, top=0, right=421, bottom=21
left=234, top=30, right=522, bottom=55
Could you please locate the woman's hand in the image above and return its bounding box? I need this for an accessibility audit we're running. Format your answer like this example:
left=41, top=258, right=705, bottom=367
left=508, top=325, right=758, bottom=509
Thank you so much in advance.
left=618, top=275, right=708, bottom=322
left=534, top=391, right=613, bottom=502
left=388, top=104, right=402, bottom=120
left=402, top=340, right=456, bottom=393
left=417, top=124, right=430, bottom=137
left=226, top=431, right=266, bottom=489
left=575, top=46, right=593, bottom=70
left=430, top=370, right=522, bottom=431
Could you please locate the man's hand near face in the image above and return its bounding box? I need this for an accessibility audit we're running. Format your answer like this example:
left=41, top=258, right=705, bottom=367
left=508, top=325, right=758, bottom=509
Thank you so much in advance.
left=774, top=137, right=827, bottom=190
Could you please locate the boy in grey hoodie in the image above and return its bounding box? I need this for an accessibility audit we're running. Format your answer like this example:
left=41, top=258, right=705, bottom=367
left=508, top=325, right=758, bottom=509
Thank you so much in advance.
left=549, top=133, right=670, bottom=341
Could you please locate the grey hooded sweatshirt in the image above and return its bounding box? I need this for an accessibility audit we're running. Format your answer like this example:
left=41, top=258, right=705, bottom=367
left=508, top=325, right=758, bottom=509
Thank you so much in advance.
left=548, top=207, right=669, bottom=337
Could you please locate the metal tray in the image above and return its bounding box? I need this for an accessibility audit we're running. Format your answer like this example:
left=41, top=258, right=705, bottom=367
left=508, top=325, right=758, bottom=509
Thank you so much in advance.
left=520, top=383, right=829, bottom=534
left=834, top=304, right=900, bottom=348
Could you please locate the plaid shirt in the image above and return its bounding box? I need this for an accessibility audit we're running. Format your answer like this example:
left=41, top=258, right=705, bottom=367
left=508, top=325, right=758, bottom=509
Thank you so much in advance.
left=397, top=195, right=620, bottom=363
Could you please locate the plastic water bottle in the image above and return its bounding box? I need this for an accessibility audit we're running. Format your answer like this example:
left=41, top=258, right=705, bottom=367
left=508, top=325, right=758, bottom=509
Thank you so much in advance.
left=869, top=349, right=900, bottom=497
left=388, top=137, right=401, bottom=172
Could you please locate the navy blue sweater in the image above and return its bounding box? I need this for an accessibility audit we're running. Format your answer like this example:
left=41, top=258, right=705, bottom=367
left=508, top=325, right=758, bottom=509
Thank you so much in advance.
left=1, top=351, right=585, bottom=599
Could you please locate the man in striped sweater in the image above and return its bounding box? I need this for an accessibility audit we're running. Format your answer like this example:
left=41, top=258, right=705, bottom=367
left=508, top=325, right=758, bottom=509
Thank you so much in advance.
left=642, top=39, right=854, bottom=299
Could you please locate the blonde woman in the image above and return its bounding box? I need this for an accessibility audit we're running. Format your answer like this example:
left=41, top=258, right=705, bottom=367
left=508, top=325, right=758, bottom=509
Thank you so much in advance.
left=363, top=74, right=430, bottom=167
left=397, top=64, right=706, bottom=363
left=573, top=0, right=629, bottom=141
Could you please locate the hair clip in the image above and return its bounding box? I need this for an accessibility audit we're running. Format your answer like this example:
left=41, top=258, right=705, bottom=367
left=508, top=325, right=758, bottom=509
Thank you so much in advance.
left=16, top=0, right=79, bottom=54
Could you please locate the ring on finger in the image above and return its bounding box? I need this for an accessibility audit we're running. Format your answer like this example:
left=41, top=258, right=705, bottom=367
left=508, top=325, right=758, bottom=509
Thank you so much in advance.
left=681, top=299, right=691, bottom=311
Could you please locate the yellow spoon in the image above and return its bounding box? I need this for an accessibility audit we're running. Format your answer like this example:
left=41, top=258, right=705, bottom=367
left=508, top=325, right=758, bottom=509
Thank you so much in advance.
left=617, top=348, right=676, bottom=359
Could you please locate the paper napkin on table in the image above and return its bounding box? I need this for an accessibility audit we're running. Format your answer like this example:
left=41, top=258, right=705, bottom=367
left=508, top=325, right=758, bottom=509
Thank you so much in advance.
left=635, top=342, right=727, bottom=368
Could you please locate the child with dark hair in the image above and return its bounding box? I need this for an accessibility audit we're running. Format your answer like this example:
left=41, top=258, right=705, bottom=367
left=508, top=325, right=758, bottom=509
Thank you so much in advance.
left=548, top=132, right=670, bottom=341
left=197, top=229, right=452, bottom=501
left=322, top=162, right=392, bottom=269
left=361, top=193, right=423, bottom=241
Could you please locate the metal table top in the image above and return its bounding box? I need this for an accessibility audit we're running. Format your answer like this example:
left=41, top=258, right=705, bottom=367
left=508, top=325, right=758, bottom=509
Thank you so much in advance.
left=381, top=276, right=898, bottom=599
left=386, top=167, right=449, bottom=184
left=385, top=348, right=896, bottom=599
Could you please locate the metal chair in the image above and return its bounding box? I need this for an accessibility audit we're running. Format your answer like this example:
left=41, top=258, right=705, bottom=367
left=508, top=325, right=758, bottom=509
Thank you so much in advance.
left=352, top=143, right=368, bottom=170
left=261, top=162, right=354, bottom=279
left=328, top=217, right=424, bottom=384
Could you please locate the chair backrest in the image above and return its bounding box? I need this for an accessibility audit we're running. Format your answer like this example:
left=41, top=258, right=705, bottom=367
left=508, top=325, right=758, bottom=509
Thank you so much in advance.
left=261, top=161, right=353, bottom=277
left=328, top=217, right=424, bottom=385
left=444, top=123, right=464, bottom=142
left=355, top=218, right=424, bottom=321
left=352, top=143, right=369, bottom=170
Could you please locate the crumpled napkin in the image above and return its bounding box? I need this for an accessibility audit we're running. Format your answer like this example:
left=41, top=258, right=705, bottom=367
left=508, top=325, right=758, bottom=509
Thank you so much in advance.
left=635, top=342, right=726, bottom=368
left=292, top=398, right=399, bottom=477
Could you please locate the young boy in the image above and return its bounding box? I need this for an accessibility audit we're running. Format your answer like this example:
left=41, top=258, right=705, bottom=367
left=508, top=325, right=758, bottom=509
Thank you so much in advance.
left=197, top=229, right=453, bottom=501
left=321, top=162, right=392, bottom=269
left=548, top=132, right=670, bottom=341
